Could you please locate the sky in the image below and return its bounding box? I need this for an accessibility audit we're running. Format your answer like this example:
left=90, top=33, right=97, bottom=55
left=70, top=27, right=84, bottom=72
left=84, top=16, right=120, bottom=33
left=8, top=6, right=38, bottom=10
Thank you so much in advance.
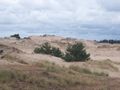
left=0, top=0, right=120, bottom=31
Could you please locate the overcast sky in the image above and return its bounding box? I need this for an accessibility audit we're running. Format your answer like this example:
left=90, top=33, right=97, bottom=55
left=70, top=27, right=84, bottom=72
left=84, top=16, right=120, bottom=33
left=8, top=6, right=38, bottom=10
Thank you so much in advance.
left=0, top=0, right=120, bottom=31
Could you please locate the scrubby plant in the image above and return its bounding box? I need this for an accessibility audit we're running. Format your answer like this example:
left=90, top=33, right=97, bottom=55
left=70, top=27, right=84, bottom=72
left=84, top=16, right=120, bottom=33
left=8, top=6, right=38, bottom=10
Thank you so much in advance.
left=34, top=42, right=64, bottom=58
left=98, top=39, right=120, bottom=44
left=64, top=43, right=90, bottom=62
left=34, top=42, right=90, bottom=62
left=10, top=34, right=21, bottom=39
left=34, top=42, right=52, bottom=54
left=51, top=47, right=64, bottom=58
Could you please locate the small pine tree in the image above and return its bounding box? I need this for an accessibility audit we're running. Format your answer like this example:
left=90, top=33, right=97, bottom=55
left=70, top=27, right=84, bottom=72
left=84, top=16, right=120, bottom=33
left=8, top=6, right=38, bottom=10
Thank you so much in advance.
left=64, top=43, right=90, bottom=62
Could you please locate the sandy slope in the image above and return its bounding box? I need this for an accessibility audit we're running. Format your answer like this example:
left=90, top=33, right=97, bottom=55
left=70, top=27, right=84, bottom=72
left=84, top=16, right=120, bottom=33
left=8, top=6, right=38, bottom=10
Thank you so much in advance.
left=0, top=35, right=120, bottom=78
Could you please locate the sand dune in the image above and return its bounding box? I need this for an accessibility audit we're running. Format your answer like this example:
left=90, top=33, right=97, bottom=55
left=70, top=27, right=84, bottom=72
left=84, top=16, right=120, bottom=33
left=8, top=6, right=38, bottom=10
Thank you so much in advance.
left=0, top=35, right=120, bottom=78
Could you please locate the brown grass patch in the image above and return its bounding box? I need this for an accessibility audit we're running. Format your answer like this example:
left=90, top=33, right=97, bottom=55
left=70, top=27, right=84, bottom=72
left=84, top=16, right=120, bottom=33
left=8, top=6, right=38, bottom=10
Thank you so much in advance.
left=86, top=60, right=119, bottom=71
left=0, top=61, right=119, bottom=90
left=1, top=54, right=28, bottom=64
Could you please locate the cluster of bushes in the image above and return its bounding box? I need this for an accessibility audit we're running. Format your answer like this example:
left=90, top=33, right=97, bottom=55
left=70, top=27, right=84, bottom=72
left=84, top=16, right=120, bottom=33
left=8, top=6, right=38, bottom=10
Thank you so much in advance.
left=34, top=42, right=90, bottom=62
left=98, top=39, right=120, bottom=44
left=34, top=43, right=64, bottom=58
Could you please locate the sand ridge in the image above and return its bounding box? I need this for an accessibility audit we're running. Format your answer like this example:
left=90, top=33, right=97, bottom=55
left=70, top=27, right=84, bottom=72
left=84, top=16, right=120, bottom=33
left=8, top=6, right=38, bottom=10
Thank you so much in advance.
left=0, top=35, right=120, bottom=78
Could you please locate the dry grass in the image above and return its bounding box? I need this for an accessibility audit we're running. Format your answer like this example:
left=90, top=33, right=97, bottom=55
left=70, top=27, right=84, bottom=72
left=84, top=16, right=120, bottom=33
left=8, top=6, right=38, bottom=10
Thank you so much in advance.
left=0, top=61, right=119, bottom=90
left=1, top=54, right=28, bottom=64
left=85, top=60, right=119, bottom=71
left=69, top=65, right=108, bottom=77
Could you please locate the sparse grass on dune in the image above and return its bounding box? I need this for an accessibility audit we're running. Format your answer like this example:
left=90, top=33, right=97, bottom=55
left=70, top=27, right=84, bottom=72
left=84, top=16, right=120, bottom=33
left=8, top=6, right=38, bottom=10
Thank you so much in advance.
left=0, top=35, right=120, bottom=90
left=1, top=54, right=28, bottom=64
left=0, top=61, right=116, bottom=90
left=69, top=65, right=109, bottom=77
left=85, top=60, right=119, bottom=72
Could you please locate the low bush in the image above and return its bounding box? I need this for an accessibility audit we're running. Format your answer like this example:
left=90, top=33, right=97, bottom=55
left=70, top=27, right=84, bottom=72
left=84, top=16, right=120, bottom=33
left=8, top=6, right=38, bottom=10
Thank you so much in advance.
left=51, top=47, right=64, bottom=58
left=10, top=34, right=21, bottom=39
left=98, top=39, right=120, bottom=44
left=34, top=42, right=64, bottom=58
left=34, top=42, right=90, bottom=62
left=34, top=42, right=52, bottom=54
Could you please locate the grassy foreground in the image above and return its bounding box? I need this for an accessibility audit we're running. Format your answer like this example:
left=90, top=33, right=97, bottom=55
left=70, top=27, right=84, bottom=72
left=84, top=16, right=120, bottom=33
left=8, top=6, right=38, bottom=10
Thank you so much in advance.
left=0, top=61, right=119, bottom=90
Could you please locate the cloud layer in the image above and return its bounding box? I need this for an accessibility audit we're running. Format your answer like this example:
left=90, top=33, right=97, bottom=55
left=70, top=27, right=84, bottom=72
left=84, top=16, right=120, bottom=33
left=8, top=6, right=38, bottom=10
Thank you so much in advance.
left=0, top=0, right=120, bottom=31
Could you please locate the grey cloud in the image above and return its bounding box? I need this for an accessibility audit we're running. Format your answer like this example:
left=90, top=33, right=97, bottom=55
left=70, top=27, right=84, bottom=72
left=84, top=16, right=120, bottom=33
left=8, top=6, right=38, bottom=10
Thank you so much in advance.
left=0, top=0, right=120, bottom=32
left=98, top=0, right=120, bottom=12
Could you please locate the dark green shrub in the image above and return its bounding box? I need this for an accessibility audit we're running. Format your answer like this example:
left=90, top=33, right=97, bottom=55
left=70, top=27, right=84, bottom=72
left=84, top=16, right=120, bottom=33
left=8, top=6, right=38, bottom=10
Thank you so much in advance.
left=64, top=43, right=90, bottom=62
left=63, top=53, right=74, bottom=62
left=34, top=42, right=52, bottom=54
left=98, top=39, right=120, bottom=44
left=10, top=34, right=21, bottom=39
left=34, top=42, right=90, bottom=62
left=51, top=47, right=64, bottom=58
left=34, top=42, right=64, bottom=58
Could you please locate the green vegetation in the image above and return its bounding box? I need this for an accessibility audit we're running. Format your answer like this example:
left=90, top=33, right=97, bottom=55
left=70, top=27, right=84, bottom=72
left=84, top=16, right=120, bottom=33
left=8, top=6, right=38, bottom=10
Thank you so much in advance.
left=10, top=34, right=21, bottom=39
left=64, top=43, right=90, bottom=62
left=34, top=42, right=52, bottom=54
left=34, top=42, right=90, bottom=62
left=98, top=39, right=120, bottom=44
left=34, top=42, right=64, bottom=58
